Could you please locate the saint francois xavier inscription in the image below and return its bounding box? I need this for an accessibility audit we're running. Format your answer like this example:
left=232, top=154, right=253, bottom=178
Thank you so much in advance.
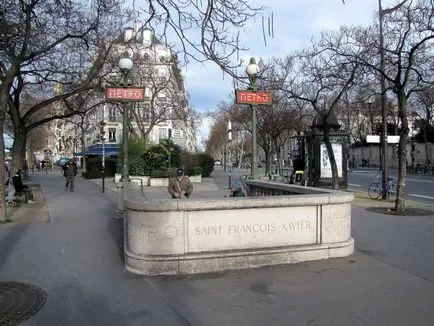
left=187, top=207, right=318, bottom=252
left=193, top=221, right=313, bottom=236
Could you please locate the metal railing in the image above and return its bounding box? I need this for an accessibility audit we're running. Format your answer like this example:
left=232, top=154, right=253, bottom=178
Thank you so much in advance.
left=129, top=177, right=144, bottom=194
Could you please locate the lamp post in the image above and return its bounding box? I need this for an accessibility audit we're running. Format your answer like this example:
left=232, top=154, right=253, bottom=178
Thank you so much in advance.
left=118, top=51, right=133, bottom=183
left=378, top=0, right=389, bottom=199
left=168, top=128, right=172, bottom=173
left=227, top=120, right=232, bottom=189
left=246, top=57, right=260, bottom=180
left=100, top=120, right=106, bottom=193
left=115, top=51, right=133, bottom=216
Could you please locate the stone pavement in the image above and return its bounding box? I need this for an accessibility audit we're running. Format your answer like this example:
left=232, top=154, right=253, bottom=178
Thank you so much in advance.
left=0, top=167, right=433, bottom=325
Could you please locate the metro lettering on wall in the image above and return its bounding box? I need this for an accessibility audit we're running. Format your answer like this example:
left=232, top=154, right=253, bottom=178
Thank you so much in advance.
left=106, top=87, right=145, bottom=101
left=235, top=90, right=272, bottom=105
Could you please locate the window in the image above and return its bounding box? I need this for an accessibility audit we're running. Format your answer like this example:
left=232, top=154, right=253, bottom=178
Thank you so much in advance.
left=109, top=108, right=117, bottom=121
left=109, top=128, right=116, bottom=142
left=142, top=107, right=150, bottom=121
left=158, top=128, right=167, bottom=140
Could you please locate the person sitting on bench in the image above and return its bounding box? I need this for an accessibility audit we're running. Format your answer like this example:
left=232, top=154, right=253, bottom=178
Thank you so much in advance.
left=12, top=170, right=35, bottom=204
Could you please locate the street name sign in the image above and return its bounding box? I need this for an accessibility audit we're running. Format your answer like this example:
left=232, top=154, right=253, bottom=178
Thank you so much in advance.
left=235, top=89, right=272, bottom=105
left=106, top=87, right=145, bottom=101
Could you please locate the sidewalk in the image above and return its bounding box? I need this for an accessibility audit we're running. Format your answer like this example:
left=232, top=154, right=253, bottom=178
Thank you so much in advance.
left=0, top=168, right=433, bottom=325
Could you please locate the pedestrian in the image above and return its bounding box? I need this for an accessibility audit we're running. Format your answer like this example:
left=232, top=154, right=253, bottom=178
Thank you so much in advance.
left=64, top=159, right=77, bottom=192
left=168, top=167, right=193, bottom=199
left=230, top=181, right=245, bottom=197
left=12, top=170, right=35, bottom=204
left=4, top=165, right=10, bottom=186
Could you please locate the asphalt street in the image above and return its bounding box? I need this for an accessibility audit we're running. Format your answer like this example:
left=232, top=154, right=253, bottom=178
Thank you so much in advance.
left=348, top=168, right=434, bottom=206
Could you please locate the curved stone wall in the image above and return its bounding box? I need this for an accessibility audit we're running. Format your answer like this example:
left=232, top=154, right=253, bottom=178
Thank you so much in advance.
left=124, top=189, right=354, bottom=275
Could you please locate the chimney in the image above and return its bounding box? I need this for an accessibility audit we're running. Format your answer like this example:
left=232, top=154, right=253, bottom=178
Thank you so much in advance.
left=123, top=27, right=133, bottom=42
left=142, top=28, right=152, bottom=47
left=134, top=19, right=142, bottom=41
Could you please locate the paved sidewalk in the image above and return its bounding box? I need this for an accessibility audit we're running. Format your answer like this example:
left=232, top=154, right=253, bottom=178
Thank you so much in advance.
left=0, top=168, right=433, bottom=325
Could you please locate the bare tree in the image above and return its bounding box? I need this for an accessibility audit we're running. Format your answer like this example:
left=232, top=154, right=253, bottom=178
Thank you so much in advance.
left=282, top=35, right=359, bottom=189
left=411, top=86, right=434, bottom=164
left=0, top=0, right=129, bottom=221
left=328, top=0, right=434, bottom=212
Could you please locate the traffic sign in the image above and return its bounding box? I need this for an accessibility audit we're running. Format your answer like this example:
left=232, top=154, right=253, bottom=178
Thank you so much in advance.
left=235, top=89, right=272, bottom=105
left=106, top=87, right=145, bottom=101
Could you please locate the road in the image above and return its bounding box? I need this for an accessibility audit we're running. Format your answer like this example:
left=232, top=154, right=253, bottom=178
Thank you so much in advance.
left=348, top=168, right=434, bottom=206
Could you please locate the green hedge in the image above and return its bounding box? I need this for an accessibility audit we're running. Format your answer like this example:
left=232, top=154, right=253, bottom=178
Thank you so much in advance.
left=186, top=166, right=202, bottom=176
left=82, top=158, right=117, bottom=179
left=150, top=169, right=169, bottom=178
left=196, top=152, right=214, bottom=177
left=129, top=157, right=147, bottom=176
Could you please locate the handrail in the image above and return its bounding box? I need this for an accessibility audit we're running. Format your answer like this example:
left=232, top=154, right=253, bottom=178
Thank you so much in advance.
left=129, top=177, right=144, bottom=194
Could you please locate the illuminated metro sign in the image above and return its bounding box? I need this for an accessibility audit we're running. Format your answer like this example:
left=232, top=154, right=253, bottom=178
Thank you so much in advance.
left=235, top=89, right=272, bottom=105
left=106, top=87, right=145, bottom=101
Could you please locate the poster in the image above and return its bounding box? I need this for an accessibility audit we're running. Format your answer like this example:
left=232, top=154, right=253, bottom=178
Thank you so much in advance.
left=320, top=143, right=342, bottom=178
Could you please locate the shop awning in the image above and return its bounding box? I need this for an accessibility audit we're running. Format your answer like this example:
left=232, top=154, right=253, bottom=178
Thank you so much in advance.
left=79, top=143, right=119, bottom=156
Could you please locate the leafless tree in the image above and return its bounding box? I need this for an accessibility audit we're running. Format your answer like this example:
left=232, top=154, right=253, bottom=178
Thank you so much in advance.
left=325, top=0, right=434, bottom=212
left=0, top=0, right=129, bottom=221
left=411, top=86, right=434, bottom=163
left=281, top=34, right=359, bottom=189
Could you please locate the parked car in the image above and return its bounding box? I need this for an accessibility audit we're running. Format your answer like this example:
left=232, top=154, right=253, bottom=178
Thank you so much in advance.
left=214, top=160, right=221, bottom=165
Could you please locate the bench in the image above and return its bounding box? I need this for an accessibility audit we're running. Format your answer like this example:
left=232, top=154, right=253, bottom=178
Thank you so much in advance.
left=5, top=184, right=27, bottom=207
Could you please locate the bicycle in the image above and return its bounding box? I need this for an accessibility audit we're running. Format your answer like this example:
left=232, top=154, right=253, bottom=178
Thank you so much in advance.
left=368, top=175, right=397, bottom=199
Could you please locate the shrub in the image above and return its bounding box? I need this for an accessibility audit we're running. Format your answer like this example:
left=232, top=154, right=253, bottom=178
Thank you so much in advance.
left=196, top=152, right=214, bottom=177
left=83, top=158, right=117, bottom=179
left=129, top=157, right=146, bottom=176
left=186, top=165, right=202, bottom=176
left=181, top=152, right=197, bottom=168
left=150, top=169, right=169, bottom=178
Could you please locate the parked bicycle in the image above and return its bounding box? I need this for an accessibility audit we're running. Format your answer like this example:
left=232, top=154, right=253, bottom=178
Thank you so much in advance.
left=368, top=175, right=397, bottom=199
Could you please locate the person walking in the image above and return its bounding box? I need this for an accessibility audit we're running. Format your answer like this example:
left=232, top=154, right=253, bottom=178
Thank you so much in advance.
left=65, top=159, right=77, bottom=192
left=168, top=168, right=193, bottom=199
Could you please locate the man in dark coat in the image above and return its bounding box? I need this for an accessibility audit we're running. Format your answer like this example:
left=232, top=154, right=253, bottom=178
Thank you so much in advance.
left=12, top=170, right=35, bottom=204
left=168, top=168, right=193, bottom=199
left=64, top=160, right=77, bottom=191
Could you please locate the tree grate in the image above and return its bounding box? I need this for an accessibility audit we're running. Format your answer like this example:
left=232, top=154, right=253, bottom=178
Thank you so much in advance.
left=0, top=281, right=47, bottom=325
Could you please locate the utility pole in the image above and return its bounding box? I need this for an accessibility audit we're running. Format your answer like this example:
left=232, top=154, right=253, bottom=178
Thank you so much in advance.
left=379, top=0, right=388, bottom=199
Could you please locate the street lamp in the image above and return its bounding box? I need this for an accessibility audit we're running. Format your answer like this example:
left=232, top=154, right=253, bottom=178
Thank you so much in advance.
left=246, top=57, right=260, bottom=180
left=227, top=120, right=232, bottom=189
left=99, top=120, right=106, bottom=193
left=118, top=51, right=133, bottom=183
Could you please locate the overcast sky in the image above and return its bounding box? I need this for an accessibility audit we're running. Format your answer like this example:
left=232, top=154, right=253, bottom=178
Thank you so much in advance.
left=188, top=0, right=397, bottom=149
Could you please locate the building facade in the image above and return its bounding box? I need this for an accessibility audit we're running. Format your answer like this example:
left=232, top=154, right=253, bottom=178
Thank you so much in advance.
left=48, top=20, right=196, bottom=163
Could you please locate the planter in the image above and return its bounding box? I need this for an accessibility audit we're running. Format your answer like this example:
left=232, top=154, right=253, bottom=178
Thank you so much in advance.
left=130, top=176, right=150, bottom=187
left=149, top=177, right=169, bottom=187
left=189, top=174, right=202, bottom=183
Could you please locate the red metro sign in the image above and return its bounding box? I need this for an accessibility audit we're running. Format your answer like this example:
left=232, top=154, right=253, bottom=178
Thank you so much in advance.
left=106, top=87, right=145, bottom=101
left=235, top=89, right=272, bottom=105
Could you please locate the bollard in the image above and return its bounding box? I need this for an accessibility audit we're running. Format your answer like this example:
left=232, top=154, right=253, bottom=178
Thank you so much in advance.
left=115, top=181, right=125, bottom=219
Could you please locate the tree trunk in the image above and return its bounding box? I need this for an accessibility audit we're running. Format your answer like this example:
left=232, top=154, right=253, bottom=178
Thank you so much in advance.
left=272, top=137, right=282, bottom=175
left=423, top=123, right=428, bottom=164
left=394, top=94, right=409, bottom=213
left=323, top=128, right=340, bottom=190
left=81, top=130, right=87, bottom=172
left=11, top=126, right=27, bottom=173
left=0, top=112, right=7, bottom=222
left=237, top=145, right=244, bottom=169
